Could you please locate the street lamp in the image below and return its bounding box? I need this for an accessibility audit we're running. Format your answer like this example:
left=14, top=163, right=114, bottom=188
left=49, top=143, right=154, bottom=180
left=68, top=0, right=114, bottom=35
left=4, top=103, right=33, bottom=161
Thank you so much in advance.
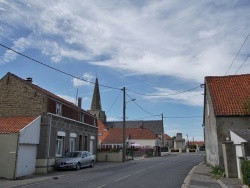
left=122, top=87, right=135, bottom=162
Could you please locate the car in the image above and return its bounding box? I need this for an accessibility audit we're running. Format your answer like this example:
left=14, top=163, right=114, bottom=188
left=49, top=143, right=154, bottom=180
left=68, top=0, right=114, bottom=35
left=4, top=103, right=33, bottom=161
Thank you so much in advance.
left=55, top=151, right=95, bottom=170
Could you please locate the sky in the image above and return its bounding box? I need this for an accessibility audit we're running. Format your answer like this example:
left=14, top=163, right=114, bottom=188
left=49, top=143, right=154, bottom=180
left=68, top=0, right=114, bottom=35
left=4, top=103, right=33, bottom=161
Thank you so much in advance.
left=1, top=0, right=250, bottom=141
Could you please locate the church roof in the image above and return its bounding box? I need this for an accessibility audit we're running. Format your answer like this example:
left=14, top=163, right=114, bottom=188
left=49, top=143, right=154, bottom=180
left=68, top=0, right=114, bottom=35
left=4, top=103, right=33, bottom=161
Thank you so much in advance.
left=90, top=78, right=102, bottom=111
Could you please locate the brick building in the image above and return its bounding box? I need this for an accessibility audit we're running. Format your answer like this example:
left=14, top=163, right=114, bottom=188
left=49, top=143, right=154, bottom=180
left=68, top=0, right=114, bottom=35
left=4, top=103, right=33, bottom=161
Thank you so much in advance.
left=0, top=72, right=98, bottom=174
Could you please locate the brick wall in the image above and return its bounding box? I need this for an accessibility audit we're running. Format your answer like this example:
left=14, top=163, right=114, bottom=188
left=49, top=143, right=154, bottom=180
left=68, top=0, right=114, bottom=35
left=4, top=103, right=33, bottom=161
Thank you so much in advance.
left=0, top=73, right=46, bottom=117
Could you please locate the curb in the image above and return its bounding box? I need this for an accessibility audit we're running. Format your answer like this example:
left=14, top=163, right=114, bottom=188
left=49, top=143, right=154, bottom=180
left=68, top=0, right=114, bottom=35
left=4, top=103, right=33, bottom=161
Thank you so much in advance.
left=181, top=162, right=204, bottom=188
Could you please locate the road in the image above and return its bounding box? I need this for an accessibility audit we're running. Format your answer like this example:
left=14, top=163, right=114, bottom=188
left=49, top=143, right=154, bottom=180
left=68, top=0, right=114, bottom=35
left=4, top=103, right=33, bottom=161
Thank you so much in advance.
left=20, top=153, right=204, bottom=188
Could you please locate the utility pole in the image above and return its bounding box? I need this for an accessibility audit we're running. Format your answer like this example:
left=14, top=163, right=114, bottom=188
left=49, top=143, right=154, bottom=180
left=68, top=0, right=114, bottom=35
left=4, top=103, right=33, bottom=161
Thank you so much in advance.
left=122, top=87, right=126, bottom=162
left=162, top=113, right=164, bottom=147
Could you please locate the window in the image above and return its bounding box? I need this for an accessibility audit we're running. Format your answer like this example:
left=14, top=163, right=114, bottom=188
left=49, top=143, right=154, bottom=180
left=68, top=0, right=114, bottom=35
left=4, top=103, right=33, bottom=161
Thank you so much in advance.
left=69, top=138, right=76, bottom=152
left=80, top=113, right=84, bottom=122
left=56, top=103, right=62, bottom=115
left=56, top=136, right=63, bottom=157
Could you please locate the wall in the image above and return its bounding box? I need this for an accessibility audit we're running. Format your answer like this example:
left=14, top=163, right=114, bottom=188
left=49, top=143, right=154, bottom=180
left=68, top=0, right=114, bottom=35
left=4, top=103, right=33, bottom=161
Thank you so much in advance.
left=97, top=151, right=123, bottom=162
left=216, top=116, right=250, bottom=168
left=0, top=134, right=18, bottom=179
left=36, top=114, right=98, bottom=173
left=204, top=87, right=219, bottom=167
left=0, top=73, right=46, bottom=117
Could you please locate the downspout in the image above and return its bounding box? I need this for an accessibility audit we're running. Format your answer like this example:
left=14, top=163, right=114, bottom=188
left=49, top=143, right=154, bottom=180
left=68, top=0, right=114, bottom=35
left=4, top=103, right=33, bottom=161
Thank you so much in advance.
left=47, top=113, right=52, bottom=173
left=13, top=133, right=20, bottom=179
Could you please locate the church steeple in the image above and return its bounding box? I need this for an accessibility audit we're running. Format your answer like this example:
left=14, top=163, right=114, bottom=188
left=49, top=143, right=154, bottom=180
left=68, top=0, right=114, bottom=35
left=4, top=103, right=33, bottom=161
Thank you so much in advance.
left=88, top=77, right=106, bottom=122
left=91, top=78, right=102, bottom=110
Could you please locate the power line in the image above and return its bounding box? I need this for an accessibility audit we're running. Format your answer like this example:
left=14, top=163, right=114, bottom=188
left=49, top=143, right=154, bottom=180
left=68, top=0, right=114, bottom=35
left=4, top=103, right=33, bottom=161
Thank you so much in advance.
left=106, top=90, right=122, bottom=114
left=235, top=52, right=250, bottom=74
left=163, top=116, right=202, bottom=119
left=225, top=32, right=250, bottom=75
left=126, top=92, right=161, bottom=117
left=126, top=85, right=202, bottom=97
left=0, top=43, right=121, bottom=90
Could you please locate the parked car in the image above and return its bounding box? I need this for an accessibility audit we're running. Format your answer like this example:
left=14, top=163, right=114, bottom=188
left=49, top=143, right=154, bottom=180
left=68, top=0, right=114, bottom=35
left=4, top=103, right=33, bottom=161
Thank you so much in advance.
left=55, top=151, right=95, bottom=170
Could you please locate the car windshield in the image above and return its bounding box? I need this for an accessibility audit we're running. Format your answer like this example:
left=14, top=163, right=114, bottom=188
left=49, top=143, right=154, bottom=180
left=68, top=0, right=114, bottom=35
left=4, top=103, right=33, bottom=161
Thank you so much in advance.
left=66, top=152, right=81, bottom=158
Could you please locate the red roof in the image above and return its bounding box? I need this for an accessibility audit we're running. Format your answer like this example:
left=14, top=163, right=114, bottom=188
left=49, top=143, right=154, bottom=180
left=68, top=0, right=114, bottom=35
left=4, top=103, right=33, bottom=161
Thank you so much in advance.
left=206, top=74, right=250, bottom=116
left=101, top=128, right=158, bottom=144
left=165, top=134, right=171, bottom=140
left=188, top=141, right=204, bottom=147
left=98, top=120, right=109, bottom=141
left=0, top=116, right=38, bottom=133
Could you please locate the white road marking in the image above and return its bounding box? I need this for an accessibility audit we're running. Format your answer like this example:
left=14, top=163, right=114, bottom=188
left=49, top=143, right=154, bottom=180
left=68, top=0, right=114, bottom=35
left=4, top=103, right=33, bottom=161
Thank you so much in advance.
left=115, top=175, right=131, bottom=181
left=96, top=184, right=107, bottom=188
left=135, top=169, right=145, bottom=173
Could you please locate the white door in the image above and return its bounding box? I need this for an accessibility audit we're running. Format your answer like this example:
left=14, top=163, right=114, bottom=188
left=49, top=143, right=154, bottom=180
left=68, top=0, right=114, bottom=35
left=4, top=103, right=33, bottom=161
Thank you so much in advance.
left=16, top=144, right=37, bottom=178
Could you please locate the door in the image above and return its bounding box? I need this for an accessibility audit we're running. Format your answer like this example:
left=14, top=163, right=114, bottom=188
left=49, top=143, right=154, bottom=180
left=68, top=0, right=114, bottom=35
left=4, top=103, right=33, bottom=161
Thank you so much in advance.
left=16, top=144, right=37, bottom=178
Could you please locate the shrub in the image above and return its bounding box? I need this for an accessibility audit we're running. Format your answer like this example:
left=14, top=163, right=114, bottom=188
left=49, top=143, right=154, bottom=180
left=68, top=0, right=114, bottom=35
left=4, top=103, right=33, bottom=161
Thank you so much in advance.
left=242, top=160, right=250, bottom=186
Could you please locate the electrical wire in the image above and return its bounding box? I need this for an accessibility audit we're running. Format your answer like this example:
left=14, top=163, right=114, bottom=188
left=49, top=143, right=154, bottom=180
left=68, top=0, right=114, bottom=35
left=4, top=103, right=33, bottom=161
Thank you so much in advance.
left=234, top=52, right=250, bottom=74
left=106, top=90, right=122, bottom=114
left=0, top=43, right=121, bottom=90
left=126, top=85, right=202, bottom=97
left=225, top=32, right=250, bottom=75
left=126, top=92, right=161, bottom=117
left=163, top=116, right=202, bottom=119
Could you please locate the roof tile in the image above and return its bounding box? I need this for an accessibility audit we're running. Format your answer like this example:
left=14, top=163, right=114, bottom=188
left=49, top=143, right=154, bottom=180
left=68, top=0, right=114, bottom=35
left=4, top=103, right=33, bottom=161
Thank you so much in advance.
left=206, top=74, right=250, bottom=116
left=0, top=116, right=38, bottom=133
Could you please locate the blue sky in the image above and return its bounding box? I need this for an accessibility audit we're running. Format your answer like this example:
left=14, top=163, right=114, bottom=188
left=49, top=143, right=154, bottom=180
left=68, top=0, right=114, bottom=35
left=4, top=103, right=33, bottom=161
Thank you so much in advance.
left=1, top=0, right=250, bottom=141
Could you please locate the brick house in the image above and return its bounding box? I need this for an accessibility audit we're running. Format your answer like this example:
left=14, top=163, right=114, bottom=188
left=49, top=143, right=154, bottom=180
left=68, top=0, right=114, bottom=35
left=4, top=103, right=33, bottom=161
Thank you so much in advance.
left=203, top=74, right=250, bottom=168
left=0, top=72, right=98, bottom=174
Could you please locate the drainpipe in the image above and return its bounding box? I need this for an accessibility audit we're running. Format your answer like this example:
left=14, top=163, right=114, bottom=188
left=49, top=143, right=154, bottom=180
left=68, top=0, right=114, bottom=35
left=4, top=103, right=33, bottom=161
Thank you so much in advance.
left=47, top=113, right=52, bottom=173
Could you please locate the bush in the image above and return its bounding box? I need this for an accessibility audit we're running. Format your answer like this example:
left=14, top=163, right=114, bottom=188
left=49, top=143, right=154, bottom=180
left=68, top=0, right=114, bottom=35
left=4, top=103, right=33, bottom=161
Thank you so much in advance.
left=242, top=160, right=250, bottom=186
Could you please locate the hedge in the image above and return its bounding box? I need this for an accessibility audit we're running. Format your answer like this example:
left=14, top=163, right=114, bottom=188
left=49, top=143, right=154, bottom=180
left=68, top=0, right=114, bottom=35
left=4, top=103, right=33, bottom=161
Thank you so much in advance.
left=242, top=160, right=250, bottom=186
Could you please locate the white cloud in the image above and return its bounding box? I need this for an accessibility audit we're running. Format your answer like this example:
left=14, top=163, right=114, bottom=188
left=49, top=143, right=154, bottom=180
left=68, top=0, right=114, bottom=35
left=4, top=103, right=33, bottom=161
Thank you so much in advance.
left=144, top=87, right=204, bottom=106
left=57, top=94, right=76, bottom=104
left=0, top=1, right=250, bottom=82
left=72, top=72, right=94, bottom=87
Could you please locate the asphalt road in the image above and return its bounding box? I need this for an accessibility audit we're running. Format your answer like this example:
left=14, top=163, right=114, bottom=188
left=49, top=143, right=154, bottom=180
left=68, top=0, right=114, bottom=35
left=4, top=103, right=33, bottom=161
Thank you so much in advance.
left=21, top=153, right=204, bottom=188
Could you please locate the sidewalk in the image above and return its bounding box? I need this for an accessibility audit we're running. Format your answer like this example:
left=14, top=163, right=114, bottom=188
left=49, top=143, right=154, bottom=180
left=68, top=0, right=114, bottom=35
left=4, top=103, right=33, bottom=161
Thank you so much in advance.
left=182, top=163, right=243, bottom=188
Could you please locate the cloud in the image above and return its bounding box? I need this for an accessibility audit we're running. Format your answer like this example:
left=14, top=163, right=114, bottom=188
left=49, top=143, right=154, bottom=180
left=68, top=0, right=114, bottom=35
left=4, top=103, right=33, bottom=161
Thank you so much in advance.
left=0, top=1, right=250, bottom=81
left=57, top=94, right=76, bottom=104
left=144, top=87, right=204, bottom=106
left=72, top=72, right=95, bottom=87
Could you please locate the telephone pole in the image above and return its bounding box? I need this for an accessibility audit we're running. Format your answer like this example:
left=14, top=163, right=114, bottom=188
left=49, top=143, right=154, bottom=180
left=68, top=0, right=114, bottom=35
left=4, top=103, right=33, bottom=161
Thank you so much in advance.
left=122, top=87, right=126, bottom=162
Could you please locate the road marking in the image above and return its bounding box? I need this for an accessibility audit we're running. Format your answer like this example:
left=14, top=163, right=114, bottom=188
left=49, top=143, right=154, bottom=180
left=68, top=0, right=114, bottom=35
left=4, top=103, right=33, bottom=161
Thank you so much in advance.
left=148, top=166, right=156, bottom=169
left=115, top=175, right=131, bottom=181
left=97, top=184, right=107, bottom=188
left=135, top=169, right=145, bottom=174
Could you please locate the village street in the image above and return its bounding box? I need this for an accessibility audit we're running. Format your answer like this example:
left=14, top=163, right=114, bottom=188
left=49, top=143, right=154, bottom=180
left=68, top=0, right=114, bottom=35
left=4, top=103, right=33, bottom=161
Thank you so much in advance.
left=15, top=153, right=204, bottom=188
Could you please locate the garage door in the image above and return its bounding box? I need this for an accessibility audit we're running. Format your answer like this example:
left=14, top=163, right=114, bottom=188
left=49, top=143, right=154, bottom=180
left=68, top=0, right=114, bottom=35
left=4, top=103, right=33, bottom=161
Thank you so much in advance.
left=16, top=144, right=37, bottom=178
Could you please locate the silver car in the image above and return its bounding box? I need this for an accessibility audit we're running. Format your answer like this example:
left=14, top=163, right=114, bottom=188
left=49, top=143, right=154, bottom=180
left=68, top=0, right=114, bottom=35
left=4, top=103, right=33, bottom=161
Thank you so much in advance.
left=55, top=151, right=95, bottom=170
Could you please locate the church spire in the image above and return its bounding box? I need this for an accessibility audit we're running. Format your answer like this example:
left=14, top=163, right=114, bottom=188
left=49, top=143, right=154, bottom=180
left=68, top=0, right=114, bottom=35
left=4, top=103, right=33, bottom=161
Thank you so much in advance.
left=88, top=77, right=106, bottom=122
left=91, top=78, right=102, bottom=110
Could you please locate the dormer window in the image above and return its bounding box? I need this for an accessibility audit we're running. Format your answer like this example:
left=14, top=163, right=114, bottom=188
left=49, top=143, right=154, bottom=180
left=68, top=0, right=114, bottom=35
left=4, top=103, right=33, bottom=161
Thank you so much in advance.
left=56, top=103, right=62, bottom=116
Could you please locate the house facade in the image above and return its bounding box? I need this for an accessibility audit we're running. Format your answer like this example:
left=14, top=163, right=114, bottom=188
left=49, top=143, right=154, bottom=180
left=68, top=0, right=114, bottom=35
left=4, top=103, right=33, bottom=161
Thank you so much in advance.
left=203, top=74, right=250, bottom=168
left=0, top=72, right=98, bottom=175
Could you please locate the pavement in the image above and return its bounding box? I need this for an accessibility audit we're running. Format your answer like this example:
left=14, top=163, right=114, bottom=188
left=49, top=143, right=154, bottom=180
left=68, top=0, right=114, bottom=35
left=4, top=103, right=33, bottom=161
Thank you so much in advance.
left=0, top=154, right=244, bottom=188
left=182, top=162, right=243, bottom=188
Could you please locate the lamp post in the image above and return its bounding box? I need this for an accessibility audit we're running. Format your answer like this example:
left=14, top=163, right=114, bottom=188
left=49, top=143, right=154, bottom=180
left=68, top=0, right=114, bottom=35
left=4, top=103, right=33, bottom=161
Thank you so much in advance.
left=122, top=87, right=135, bottom=162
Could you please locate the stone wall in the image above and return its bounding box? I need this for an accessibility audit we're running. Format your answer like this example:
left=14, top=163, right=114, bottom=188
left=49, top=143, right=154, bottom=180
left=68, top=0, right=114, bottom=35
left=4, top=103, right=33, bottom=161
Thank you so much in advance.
left=0, top=73, right=46, bottom=117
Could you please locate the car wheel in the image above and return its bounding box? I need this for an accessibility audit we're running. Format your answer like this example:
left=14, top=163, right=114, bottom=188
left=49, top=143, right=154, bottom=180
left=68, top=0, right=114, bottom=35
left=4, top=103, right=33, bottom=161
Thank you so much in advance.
left=76, top=163, right=81, bottom=170
left=90, top=160, right=94, bottom=168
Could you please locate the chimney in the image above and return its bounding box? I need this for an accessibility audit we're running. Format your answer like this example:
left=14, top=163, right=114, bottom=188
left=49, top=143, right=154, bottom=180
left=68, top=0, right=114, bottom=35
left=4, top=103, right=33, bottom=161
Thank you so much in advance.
left=78, top=97, right=82, bottom=108
left=26, top=77, right=33, bottom=83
